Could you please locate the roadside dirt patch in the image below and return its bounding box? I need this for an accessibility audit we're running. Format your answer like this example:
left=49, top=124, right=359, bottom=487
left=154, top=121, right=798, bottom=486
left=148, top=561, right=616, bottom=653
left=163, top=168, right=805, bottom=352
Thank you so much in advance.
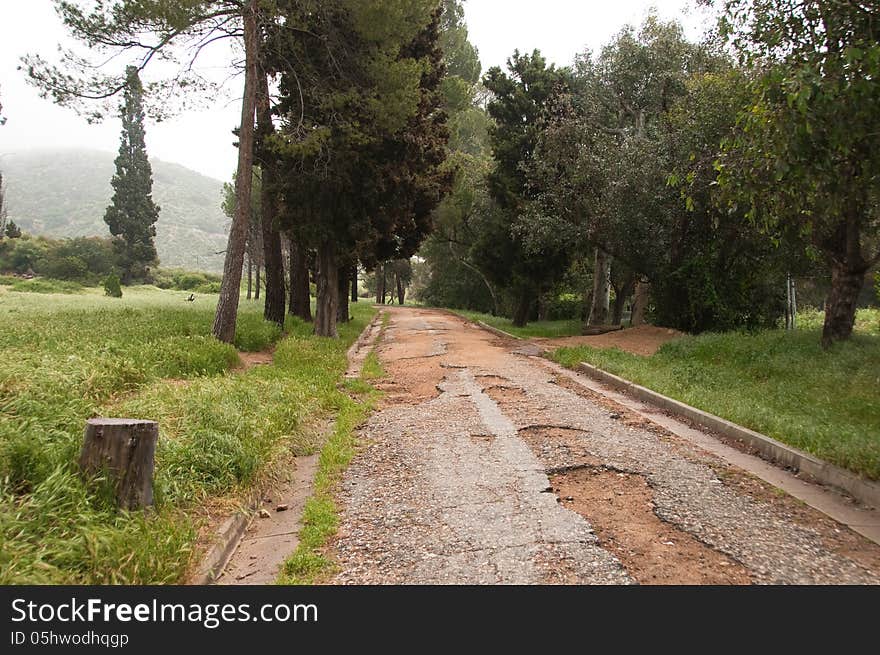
left=551, top=467, right=753, bottom=585
left=534, top=325, right=683, bottom=356
left=237, top=350, right=274, bottom=370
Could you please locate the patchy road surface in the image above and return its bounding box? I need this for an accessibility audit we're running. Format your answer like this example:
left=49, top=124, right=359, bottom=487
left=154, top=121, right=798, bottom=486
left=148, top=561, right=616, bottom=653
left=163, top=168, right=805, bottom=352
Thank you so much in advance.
left=331, top=308, right=880, bottom=585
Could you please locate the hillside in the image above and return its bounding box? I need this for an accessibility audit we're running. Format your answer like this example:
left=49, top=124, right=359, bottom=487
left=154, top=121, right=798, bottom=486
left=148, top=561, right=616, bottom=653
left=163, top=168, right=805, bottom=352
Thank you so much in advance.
left=1, top=149, right=229, bottom=271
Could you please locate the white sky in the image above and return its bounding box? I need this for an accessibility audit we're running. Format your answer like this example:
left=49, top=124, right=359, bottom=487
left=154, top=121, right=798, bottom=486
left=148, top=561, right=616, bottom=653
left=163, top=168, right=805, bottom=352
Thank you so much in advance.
left=0, top=1, right=712, bottom=182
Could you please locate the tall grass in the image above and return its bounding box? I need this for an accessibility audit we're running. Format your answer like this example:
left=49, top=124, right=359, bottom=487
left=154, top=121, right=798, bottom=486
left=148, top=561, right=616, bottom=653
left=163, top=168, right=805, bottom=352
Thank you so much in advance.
left=0, top=286, right=373, bottom=583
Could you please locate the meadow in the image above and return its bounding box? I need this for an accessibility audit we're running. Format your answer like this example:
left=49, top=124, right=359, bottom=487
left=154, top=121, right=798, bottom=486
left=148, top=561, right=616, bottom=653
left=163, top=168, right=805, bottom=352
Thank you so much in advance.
left=0, top=283, right=375, bottom=583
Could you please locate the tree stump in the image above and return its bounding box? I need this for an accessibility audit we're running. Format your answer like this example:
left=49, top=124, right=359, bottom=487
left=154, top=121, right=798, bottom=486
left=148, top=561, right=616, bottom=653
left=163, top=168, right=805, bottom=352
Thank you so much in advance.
left=79, top=418, right=158, bottom=510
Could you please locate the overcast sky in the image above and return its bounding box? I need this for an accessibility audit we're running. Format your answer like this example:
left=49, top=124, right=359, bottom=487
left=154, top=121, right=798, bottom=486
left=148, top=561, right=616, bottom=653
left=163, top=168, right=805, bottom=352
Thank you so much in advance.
left=0, top=1, right=712, bottom=182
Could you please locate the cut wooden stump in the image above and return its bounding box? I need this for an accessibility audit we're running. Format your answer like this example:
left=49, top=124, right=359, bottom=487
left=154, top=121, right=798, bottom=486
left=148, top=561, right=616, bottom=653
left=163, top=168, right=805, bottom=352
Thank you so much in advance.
left=79, top=418, right=158, bottom=510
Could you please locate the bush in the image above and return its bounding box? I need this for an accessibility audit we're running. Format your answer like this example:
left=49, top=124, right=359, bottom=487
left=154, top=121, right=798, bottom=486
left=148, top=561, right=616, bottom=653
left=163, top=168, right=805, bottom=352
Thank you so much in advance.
left=103, top=273, right=123, bottom=298
left=194, top=282, right=221, bottom=294
left=151, top=268, right=222, bottom=292
left=543, top=293, right=583, bottom=321
left=45, top=255, right=89, bottom=281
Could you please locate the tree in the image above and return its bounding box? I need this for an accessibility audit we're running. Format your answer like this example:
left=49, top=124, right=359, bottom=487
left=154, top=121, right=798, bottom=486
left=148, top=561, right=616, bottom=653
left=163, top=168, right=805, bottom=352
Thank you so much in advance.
left=25, top=0, right=263, bottom=343
left=0, top=172, right=8, bottom=238
left=713, top=0, right=880, bottom=346
left=480, top=50, right=574, bottom=326
left=4, top=221, right=22, bottom=240
left=104, top=273, right=123, bottom=298
left=256, top=68, right=285, bottom=327
left=270, top=0, right=444, bottom=337
left=222, top=169, right=263, bottom=302
left=104, top=66, right=160, bottom=284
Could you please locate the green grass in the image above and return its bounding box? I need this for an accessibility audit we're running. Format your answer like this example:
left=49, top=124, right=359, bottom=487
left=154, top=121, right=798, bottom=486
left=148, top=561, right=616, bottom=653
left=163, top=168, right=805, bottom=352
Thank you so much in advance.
left=278, top=328, right=384, bottom=585
left=452, top=310, right=582, bottom=339
left=6, top=278, right=85, bottom=294
left=552, top=320, right=880, bottom=480
left=0, top=285, right=374, bottom=583
left=796, top=307, right=880, bottom=336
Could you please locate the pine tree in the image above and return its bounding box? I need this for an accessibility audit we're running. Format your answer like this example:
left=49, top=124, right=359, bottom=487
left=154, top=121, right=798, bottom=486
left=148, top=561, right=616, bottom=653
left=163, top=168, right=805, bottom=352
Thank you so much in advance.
left=104, top=66, right=160, bottom=284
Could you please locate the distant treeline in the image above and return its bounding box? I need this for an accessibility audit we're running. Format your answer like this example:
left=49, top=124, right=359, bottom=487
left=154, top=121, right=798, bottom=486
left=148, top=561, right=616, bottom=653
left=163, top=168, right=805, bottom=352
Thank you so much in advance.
left=0, top=232, right=220, bottom=292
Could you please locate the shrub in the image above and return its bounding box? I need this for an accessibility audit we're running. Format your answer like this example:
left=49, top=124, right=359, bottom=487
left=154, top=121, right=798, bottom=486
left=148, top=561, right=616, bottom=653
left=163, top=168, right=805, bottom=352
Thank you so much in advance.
left=45, top=255, right=89, bottom=282
left=103, top=273, right=123, bottom=298
left=194, top=282, right=221, bottom=294
left=544, top=293, right=583, bottom=321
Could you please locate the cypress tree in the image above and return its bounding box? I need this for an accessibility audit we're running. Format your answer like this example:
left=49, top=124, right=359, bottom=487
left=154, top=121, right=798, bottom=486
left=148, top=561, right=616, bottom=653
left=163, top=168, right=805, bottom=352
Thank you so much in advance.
left=104, top=66, right=160, bottom=284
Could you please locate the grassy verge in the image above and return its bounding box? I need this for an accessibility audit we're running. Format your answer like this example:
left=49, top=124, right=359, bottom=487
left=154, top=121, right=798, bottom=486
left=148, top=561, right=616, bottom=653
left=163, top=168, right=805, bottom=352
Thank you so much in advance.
left=277, top=321, right=384, bottom=585
left=451, top=309, right=581, bottom=339
left=552, top=324, right=880, bottom=480
left=0, top=286, right=374, bottom=583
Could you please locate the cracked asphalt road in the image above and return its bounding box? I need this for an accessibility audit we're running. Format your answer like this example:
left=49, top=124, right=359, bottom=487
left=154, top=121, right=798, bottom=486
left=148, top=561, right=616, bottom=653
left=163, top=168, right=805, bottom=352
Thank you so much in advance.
left=331, top=307, right=880, bottom=585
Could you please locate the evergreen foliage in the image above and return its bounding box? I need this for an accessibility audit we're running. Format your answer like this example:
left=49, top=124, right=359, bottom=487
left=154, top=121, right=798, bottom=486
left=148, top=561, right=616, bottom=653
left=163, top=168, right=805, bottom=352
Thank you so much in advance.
left=103, top=272, right=123, bottom=298
left=104, top=67, right=160, bottom=284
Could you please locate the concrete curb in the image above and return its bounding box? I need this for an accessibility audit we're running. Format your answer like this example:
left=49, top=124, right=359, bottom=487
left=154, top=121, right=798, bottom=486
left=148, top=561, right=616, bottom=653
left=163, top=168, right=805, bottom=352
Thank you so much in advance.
left=575, top=361, right=880, bottom=510
left=476, top=320, right=524, bottom=341
left=189, top=489, right=264, bottom=585
left=188, top=315, right=384, bottom=585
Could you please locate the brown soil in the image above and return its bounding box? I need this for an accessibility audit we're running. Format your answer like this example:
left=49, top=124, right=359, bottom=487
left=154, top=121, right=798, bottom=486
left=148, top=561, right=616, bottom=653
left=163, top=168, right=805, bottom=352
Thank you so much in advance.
left=551, top=467, right=753, bottom=585
left=534, top=325, right=684, bottom=356
left=237, top=350, right=274, bottom=370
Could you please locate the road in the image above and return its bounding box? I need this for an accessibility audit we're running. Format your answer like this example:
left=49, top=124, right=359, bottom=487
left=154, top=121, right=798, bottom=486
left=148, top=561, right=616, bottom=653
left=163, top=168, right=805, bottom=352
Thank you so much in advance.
left=331, top=307, right=880, bottom=584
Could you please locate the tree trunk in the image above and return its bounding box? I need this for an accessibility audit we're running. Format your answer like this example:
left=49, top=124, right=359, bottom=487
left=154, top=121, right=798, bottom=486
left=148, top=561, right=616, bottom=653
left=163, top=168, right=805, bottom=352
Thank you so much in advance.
left=79, top=418, right=158, bottom=510
left=212, top=0, right=259, bottom=344
left=512, top=287, right=533, bottom=328
left=337, top=265, right=350, bottom=323
left=315, top=240, right=339, bottom=337
left=821, top=261, right=864, bottom=348
left=537, top=294, right=548, bottom=322
left=246, top=254, right=253, bottom=300
left=612, top=275, right=636, bottom=326
left=289, top=238, right=312, bottom=322
left=396, top=272, right=405, bottom=306
left=257, top=70, right=285, bottom=328
left=376, top=264, right=386, bottom=304
left=351, top=264, right=359, bottom=302
left=631, top=280, right=650, bottom=327
left=587, top=248, right=611, bottom=327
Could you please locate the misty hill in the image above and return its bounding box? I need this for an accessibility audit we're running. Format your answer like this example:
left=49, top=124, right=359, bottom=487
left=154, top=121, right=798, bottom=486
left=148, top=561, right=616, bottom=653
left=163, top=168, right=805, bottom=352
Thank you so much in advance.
left=1, top=149, right=229, bottom=272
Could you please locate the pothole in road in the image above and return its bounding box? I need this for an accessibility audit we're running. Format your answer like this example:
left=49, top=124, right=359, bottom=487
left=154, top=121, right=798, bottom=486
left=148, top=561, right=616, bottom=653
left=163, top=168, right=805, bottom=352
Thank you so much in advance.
left=550, top=467, right=753, bottom=585
left=518, top=425, right=603, bottom=470
left=476, top=374, right=511, bottom=386
left=469, top=433, right=496, bottom=445
left=484, top=386, right=527, bottom=405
